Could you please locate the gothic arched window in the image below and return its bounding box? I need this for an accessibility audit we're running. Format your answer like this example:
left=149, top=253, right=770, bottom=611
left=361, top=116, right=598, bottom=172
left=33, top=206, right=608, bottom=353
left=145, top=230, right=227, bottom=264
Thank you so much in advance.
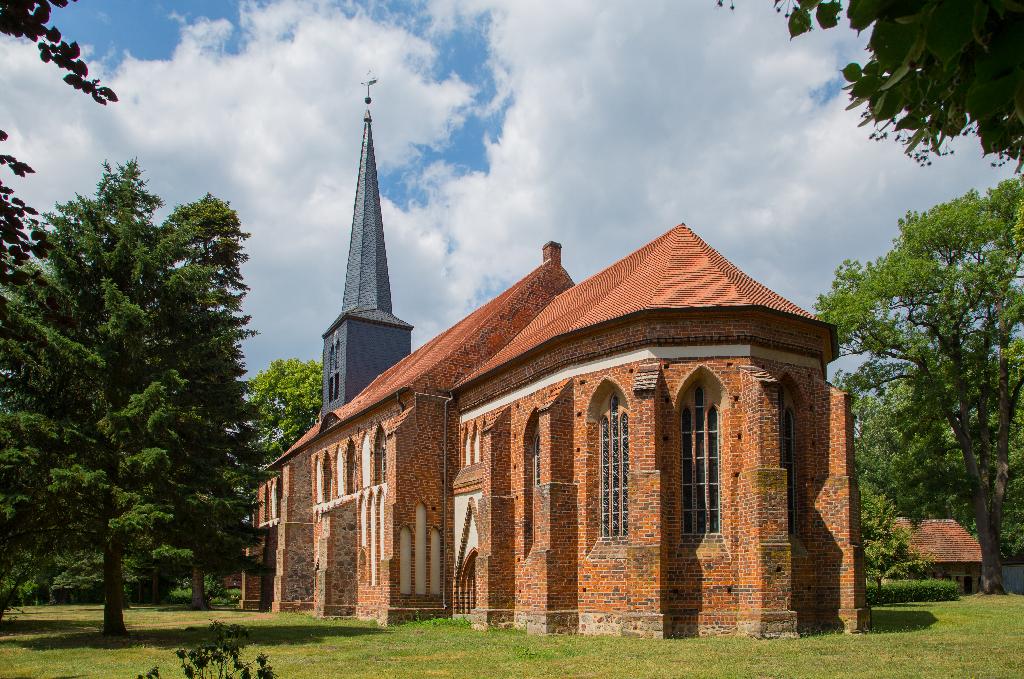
left=600, top=394, right=629, bottom=538
left=271, top=478, right=280, bottom=519
left=345, top=443, right=355, bottom=495
left=681, top=386, right=720, bottom=535
left=781, top=406, right=796, bottom=534
left=323, top=455, right=332, bottom=501
left=374, top=428, right=386, bottom=486
left=523, top=413, right=539, bottom=554
left=316, top=456, right=326, bottom=504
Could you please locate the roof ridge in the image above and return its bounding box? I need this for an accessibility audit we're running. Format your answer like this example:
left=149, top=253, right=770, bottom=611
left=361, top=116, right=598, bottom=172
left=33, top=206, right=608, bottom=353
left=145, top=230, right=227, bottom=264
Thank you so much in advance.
left=271, top=259, right=572, bottom=467
left=459, top=223, right=825, bottom=388
left=680, top=224, right=811, bottom=317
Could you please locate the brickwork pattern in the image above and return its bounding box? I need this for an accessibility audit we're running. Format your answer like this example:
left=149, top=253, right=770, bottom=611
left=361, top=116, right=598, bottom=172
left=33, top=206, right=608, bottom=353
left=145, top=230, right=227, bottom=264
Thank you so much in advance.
left=246, top=238, right=866, bottom=639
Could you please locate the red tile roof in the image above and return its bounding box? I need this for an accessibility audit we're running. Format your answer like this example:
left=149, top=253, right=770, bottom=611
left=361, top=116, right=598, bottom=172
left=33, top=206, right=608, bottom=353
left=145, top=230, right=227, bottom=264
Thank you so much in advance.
left=896, top=518, right=982, bottom=564
left=270, top=259, right=573, bottom=467
left=461, top=224, right=820, bottom=385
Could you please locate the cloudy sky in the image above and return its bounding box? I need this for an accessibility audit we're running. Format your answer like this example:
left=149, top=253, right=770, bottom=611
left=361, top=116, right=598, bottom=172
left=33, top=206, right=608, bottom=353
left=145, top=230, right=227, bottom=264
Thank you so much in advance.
left=2, top=0, right=1013, bottom=377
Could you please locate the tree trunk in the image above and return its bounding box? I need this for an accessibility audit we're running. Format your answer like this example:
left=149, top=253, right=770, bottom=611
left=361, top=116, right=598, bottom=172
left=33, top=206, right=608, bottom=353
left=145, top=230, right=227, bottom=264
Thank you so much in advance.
left=102, top=542, right=128, bottom=635
left=152, top=568, right=160, bottom=605
left=977, top=512, right=1006, bottom=594
left=190, top=566, right=209, bottom=610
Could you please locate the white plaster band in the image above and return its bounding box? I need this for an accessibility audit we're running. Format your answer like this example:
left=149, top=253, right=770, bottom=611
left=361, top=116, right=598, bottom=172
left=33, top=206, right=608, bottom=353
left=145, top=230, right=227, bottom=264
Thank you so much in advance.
left=459, top=344, right=819, bottom=423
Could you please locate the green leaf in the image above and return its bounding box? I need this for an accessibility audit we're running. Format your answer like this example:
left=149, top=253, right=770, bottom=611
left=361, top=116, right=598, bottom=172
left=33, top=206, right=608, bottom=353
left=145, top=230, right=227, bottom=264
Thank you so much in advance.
left=848, top=0, right=887, bottom=32
left=842, top=62, right=863, bottom=82
left=965, top=71, right=1017, bottom=119
left=789, top=7, right=813, bottom=38
left=880, top=63, right=911, bottom=91
left=851, top=74, right=882, bottom=98
left=906, top=127, right=927, bottom=152
left=894, top=115, right=922, bottom=131
left=925, top=0, right=974, bottom=64
left=975, top=19, right=1024, bottom=82
left=816, top=1, right=842, bottom=29
left=872, top=90, right=904, bottom=121
left=869, top=21, right=918, bottom=70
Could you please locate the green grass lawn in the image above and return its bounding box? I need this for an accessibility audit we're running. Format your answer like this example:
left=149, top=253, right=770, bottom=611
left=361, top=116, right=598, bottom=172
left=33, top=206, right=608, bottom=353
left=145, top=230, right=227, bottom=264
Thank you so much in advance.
left=1, top=597, right=1023, bottom=678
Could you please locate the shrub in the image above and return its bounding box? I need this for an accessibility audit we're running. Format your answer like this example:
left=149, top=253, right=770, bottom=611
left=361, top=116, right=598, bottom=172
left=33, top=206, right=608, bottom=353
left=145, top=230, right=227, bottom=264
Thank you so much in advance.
left=867, top=579, right=960, bottom=605
left=166, top=586, right=192, bottom=605
left=137, top=622, right=275, bottom=679
left=211, top=588, right=241, bottom=607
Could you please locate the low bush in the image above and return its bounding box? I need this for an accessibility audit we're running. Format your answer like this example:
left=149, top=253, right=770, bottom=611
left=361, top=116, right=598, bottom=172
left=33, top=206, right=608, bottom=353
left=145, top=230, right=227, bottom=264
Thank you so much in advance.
left=211, top=588, right=241, bottom=607
left=166, top=586, right=192, bottom=605
left=137, top=621, right=275, bottom=679
left=867, top=579, right=960, bottom=605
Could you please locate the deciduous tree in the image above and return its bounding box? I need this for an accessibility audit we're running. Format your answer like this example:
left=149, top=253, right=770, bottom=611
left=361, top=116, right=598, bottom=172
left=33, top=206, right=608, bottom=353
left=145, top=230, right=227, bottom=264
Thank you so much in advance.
left=818, top=177, right=1024, bottom=593
left=861, top=488, right=932, bottom=589
left=248, top=358, right=322, bottom=463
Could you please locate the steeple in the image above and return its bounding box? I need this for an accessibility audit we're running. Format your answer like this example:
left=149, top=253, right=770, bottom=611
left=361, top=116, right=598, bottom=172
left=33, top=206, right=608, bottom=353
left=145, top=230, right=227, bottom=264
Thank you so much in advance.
left=321, top=78, right=412, bottom=414
left=342, top=102, right=393, bottom=313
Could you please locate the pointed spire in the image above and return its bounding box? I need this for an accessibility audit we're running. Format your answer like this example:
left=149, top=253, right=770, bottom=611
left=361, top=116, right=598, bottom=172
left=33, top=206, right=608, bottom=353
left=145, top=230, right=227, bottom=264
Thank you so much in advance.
left=342, top=77, right=393, bottom=313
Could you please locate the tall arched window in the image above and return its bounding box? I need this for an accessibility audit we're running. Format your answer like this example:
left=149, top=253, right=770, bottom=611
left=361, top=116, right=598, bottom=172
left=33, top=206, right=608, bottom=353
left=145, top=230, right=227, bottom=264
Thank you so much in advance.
left=272, top=478, right=280, bottom=519
left=600, top=394, right=629, bottom=538
left=316, top=456, right=325, bottom=504
left=464, top=426, right=473, bottom=467
left=415, top=503, right=427, bottom=595
left=523, top=413, right=538, bottom=554
left=399, top=527, right=412, bottom=594
left=374, top=428, right=386, bottom=486
left=336, top=449, right=344, bottom=497
left=681, top=386, right=720, bottom=535
left=781, top=406, right=796, bottom=534
left=361, top=434, right=371, bottom=489
left=345, top=443, right=355, bottom=495
left=323, top=455, right=332, bottom=501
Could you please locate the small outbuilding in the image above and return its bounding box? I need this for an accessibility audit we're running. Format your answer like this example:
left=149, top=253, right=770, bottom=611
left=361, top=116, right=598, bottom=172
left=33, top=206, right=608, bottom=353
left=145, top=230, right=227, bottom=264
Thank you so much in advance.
left=897, top=519, right=982, bottom=593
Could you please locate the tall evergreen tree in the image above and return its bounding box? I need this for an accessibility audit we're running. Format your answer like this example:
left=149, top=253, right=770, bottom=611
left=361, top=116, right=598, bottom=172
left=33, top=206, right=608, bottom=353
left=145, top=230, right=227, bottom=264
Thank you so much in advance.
left=0, top=162, right=260, bottom=634
left=157, top=195, right=262, bottom=610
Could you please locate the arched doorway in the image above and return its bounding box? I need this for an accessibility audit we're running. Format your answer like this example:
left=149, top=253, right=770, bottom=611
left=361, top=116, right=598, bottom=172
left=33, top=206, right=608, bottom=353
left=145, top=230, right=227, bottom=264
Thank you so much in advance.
left=455, top=550, right=477, bottom=614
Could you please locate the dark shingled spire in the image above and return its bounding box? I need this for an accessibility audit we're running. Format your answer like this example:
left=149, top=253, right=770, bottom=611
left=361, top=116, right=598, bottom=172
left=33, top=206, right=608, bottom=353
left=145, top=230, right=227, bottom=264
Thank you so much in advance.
left=322, top=88, right=412, bottom=414
left=342, top=109, right=395, bottom=314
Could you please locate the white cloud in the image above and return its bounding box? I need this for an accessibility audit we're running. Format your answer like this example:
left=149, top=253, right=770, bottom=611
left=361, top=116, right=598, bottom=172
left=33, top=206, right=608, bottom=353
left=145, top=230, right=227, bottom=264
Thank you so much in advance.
left=1, top=0, right=1012, bottom=377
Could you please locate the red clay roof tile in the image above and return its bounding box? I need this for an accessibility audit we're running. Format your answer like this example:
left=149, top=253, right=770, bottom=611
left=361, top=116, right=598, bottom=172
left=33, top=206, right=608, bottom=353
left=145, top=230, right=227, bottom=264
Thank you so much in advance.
left=461, top=224, right=817, bottom=385
left=896, top=518, right=982, bottom=563
left=271, top=260, right=573, bottom=467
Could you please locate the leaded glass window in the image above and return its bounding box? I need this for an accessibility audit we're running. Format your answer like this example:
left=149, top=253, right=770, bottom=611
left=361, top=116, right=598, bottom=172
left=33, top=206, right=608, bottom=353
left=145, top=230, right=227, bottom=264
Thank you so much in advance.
left=782, top=407, right=796, bottom=534
left=681, top=386, right=721, bottom=535
left=600, top=394, right=629, bottom=538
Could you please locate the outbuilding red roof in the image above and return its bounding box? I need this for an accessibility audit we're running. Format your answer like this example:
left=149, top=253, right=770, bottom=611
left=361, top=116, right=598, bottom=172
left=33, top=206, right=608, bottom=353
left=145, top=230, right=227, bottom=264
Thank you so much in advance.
left=896, top=518, right=983, bottom=564
left=461, top=224, right=819, bottom=385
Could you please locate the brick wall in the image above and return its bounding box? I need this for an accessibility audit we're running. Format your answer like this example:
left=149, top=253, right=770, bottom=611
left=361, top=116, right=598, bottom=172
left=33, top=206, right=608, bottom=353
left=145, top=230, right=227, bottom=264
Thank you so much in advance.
left=247, top=270, right=865, bottom=637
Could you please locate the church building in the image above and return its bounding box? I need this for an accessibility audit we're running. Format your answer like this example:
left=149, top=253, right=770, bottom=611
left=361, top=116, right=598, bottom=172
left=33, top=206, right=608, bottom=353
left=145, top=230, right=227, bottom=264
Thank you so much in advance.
left=241, top=94, right=869, bottom=638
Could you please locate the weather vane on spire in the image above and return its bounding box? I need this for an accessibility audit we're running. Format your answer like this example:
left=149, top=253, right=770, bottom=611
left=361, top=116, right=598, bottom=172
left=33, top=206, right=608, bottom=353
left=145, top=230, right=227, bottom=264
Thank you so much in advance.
left=362, top=71, right=378, bottom=105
